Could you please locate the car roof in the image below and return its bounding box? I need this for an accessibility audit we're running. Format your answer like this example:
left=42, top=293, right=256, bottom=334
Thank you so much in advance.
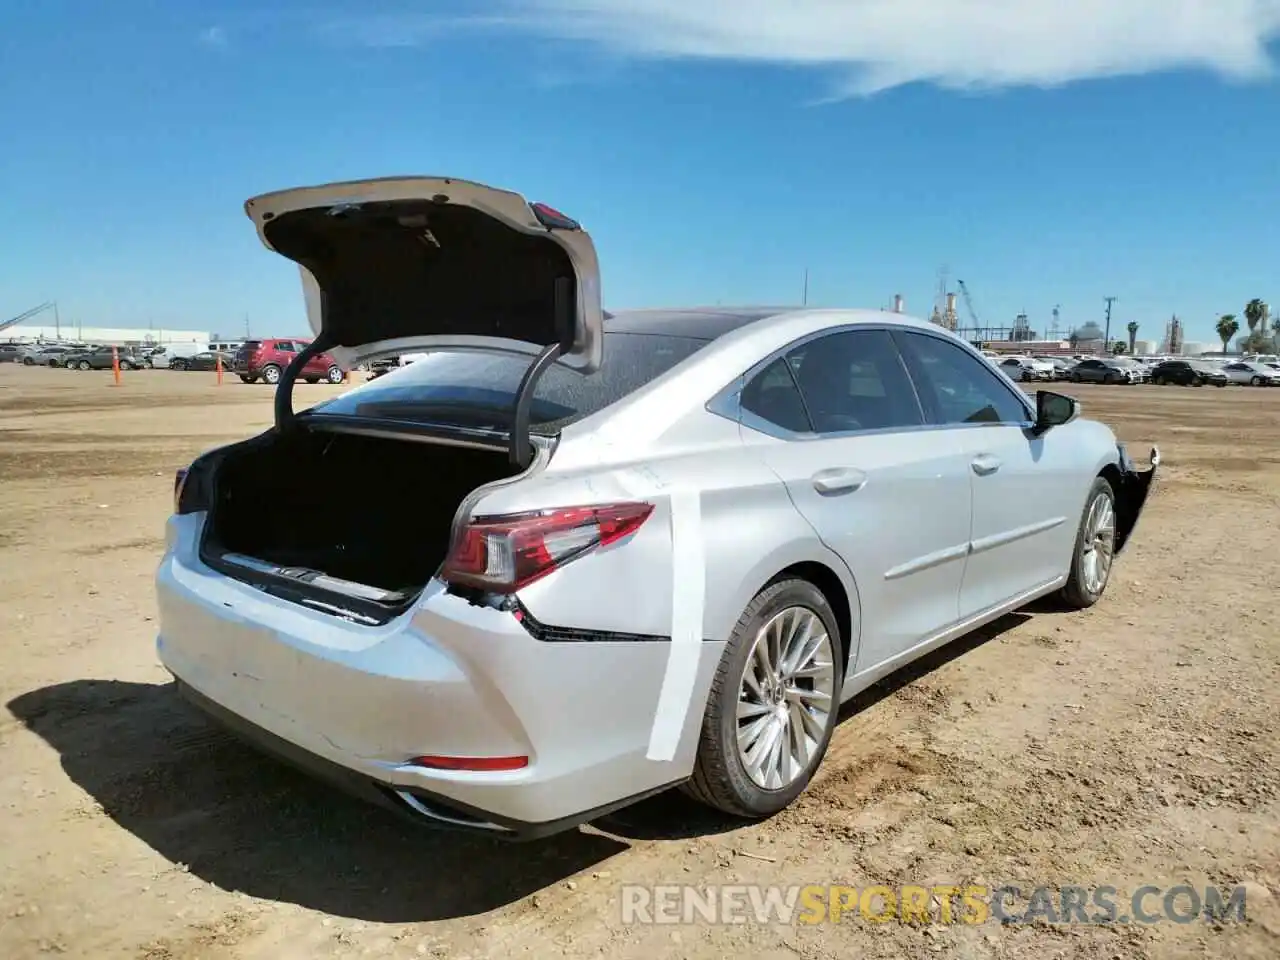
left=603, top=306, right=804, bottom=340
left=602, top=306, right=941, bottom=341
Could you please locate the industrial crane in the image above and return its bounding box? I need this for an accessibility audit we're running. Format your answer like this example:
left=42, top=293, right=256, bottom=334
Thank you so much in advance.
left=1, top=302, right=56, bottom=335
left=955, top=280, right=979, bottom=326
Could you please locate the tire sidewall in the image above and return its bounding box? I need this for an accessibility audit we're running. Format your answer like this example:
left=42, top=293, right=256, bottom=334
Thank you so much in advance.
left=327, top=365, right=343, bottom=383
left=263, top=365, right=281, bottom=384
left=710, top=579, right=844, bottom=815
left=1068, top=478, right=1117, bottom=606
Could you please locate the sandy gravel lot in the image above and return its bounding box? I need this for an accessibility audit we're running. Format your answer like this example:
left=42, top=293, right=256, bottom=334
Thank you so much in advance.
left=1, top=362, right=1278, bottom=960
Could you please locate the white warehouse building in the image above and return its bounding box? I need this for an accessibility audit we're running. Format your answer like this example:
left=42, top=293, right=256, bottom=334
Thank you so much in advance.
left=5, top=325, right=212, bottom=347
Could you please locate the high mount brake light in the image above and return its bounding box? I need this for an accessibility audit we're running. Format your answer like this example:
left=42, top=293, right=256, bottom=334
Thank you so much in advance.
left=530, top=202, right=580, bottom=231
left=440, top=502, right=653, bottom=593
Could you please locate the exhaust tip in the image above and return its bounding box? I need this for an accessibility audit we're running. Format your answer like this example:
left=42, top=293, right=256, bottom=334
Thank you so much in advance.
left=392, top=789, right=512, bottom=834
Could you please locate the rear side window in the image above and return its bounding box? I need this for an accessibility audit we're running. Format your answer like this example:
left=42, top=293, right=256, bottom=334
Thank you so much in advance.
left=310, top=332, right=709, bottom=431
left=786, top=329, right=924, bottom=433
left=740, top=358, right=811, bottom=433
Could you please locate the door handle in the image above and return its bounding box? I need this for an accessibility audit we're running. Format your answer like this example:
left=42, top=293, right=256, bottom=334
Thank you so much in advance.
left=812, top=467, right=867, bottom=495
left=971, top=454, right=1002, bottom=476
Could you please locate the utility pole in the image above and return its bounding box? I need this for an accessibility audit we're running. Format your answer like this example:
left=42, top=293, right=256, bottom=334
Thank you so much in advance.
left=802, top=268, right=809, bottom=307
left=1104, top=296, right=1117, bottom=351
left=54, top=301, right=60, bottom=339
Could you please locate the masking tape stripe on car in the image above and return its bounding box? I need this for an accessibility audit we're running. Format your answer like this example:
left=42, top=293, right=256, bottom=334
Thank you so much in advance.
left=645, top=488, right=706, bottom=762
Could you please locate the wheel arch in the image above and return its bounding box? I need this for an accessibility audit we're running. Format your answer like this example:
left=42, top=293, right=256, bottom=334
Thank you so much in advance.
left=765, top=561, right=858, bottom=677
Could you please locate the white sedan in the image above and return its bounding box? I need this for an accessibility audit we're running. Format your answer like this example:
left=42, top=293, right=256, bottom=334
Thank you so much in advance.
left=1222, top=361, right=1280, bottom=386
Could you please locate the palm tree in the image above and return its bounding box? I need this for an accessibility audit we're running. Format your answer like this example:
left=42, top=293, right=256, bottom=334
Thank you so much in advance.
left=1245, top=298, right=1266, bottom=335
left=1272, top=315, right=1280, bottom=349
left=1126, top=320, right=1139, bottom=355
left=1243, top=299, right=1269, bottom=353
left=1216, top=314, right=1239, bottom=354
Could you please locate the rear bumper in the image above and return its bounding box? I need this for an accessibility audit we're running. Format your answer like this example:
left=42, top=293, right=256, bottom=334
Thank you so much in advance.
left=177, top=680, right=681, bottom=840
left=154, top=515, right=702, bottom=838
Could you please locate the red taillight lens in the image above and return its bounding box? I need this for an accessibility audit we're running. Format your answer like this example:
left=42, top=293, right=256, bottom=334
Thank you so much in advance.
left=173, top=468, right=189, bottom=513
left=440, top=502, right=653, bottom=593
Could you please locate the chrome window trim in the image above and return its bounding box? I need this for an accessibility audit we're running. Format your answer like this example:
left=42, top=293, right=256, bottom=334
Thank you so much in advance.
left=706, top=321, right=1035, bottom=441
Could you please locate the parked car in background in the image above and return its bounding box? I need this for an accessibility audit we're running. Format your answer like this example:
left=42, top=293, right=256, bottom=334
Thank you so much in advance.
left=1149, top=359, right=1228, bottom=387
left=1069, top=358, right=1135, bottom=384
left=1111, top=358, right=1148, bottom=382
left=1222, top=361, right=1280, bottom=386
left=63, top=345, right=148, bottom=370
left=24, top=345, right=77, bottom=366
left=997, top=356, right=1055, bottom=382
left=367, top=356, right=402, bottom=379
left=1033, top=356, right=1078, bottom=380
left=169, top=351, right=233, bottom=372
left=0, top=343, right=26, bottom=362
left=233, top=338, right=344, bottom=384
left=156, top=174, right=1160, bottom=838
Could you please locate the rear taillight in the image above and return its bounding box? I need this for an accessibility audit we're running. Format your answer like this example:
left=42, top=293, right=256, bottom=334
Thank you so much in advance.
left=173, top=468, right=189, bottom=513
left=440, top=502, right=653, bottom=593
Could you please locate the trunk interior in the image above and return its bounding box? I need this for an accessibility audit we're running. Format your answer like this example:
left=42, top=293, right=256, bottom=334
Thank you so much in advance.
left=201, top=426, right=523, bottom=607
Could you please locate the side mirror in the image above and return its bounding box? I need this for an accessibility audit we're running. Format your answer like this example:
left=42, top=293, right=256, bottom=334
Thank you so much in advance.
left=1033, top=390, right=1078, bottom=434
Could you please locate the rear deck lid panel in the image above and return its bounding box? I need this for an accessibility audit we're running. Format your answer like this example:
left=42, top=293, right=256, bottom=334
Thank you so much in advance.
left=244, top=177, right=603, bottom=371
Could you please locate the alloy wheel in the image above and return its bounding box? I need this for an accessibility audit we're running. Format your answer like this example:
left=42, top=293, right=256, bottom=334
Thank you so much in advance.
left=735, top=606, right=836, bottom=790
left=1080, top=493, right=1116, bottom=596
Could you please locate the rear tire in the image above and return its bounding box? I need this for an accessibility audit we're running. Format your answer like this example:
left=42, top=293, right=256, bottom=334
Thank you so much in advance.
left=682, top=578, right=844, bottom=818
left=23, top=357, right=33, bottom=366
left=1059, top=477, right=1117, bottom=610
left=78, top=360, right=91, bottom=371
left=239, top=375, right=254, bottom=383
left=1251, top=376, right=1264, bottom=386
left=262, top=364, right=282, bottom=385
left=172, top=360, right=187, bottom=370
left=327, top=365, right=344, bottom=383
left=304, top=378, right=320, bottom=384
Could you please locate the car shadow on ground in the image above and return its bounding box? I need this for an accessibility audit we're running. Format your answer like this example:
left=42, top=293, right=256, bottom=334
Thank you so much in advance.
left=8, top=611, right=1035, bottom=920
left=7, top=679, right=628, bottom=923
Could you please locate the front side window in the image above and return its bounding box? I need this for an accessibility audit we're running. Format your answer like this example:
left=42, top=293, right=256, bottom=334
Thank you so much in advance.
left=893, top=330, right=1031, bottom=426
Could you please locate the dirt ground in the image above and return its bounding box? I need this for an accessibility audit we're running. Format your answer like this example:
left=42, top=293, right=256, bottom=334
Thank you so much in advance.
left=1, top=362, right=1278, bottom=960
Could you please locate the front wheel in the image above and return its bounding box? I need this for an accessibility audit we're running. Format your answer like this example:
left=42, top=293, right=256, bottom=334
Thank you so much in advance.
left=682, top=578, right=843, bottom=818
left=23, top=357, right=34, bottom=366
left=78, top=360, right=91, bottom=371
left=261, top=364, right=282, bottom=385
left=1251, top=376, right=1265, bottom=386
left=172, top=361, right=187, bottom=370
left=326, top=365, right=344, bottom=384
left=1059, top=477, right=1117, bottom=610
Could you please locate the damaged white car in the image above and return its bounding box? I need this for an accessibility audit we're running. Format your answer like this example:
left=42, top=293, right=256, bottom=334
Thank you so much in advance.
left=156, top=176, right=1158, bottom=839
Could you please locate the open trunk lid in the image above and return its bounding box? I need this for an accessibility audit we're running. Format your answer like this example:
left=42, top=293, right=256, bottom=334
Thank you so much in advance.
left=244, top=176, right=604, bottom=372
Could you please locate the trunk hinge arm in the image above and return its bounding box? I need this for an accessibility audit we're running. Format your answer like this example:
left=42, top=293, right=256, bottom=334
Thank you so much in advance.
left=509, top=276, right=575, bottom=467
left=274, top=337, right=336, bottom=431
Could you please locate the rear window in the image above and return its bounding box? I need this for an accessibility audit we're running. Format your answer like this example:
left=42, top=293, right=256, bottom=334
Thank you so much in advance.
left=309, top=332, right=710, bottom=431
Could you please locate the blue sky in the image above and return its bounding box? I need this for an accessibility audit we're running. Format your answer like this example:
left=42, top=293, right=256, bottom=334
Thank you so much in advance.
left=2, top=1, right=1278, bottom=345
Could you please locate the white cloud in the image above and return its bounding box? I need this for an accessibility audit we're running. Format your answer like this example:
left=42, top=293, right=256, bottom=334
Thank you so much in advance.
left=443, top=0, right=1280, bottom=95
left=199, top=25, right=228, bottom=48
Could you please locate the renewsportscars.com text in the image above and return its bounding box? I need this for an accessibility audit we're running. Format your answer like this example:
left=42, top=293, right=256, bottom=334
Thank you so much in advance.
left=620, top=883, right=1249, bottom=926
